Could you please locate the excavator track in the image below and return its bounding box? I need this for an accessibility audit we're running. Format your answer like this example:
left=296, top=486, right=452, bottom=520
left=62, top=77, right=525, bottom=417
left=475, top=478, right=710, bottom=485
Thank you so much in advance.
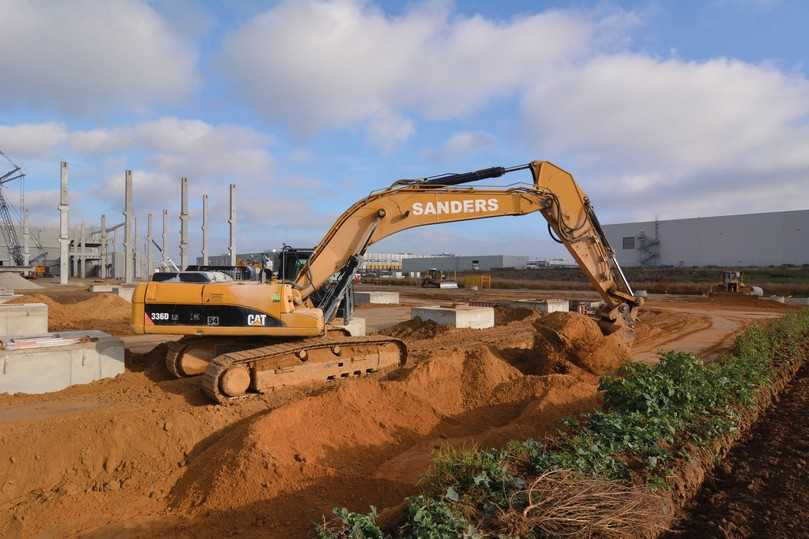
left=165, top=336, right=274, bottom=379
left=201, top=335, right=407, bottom=403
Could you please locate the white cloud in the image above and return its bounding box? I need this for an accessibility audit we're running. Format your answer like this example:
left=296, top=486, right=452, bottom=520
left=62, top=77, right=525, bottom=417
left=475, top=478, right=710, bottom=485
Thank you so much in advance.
left=522, top=54, right=809, bottom=218
left=426, top=130, right=496, bottom=161
left=0, top=123, right=68, bottom=158
left=1, top=0, right=196, bottom=113
left=72, top=118, right=273, bottom=179
left=220, top=0, right=627, bottom=143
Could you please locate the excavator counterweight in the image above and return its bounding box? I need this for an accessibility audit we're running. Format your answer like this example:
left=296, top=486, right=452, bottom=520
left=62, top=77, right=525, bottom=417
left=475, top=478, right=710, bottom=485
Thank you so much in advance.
left=132, top=160, right=643, bottom=403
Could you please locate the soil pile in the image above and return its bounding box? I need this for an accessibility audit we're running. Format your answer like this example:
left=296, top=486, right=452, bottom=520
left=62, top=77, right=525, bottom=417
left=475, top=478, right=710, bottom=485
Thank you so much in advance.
left=532, top=312, right=631, bottom=376
left=380, top=317, right=449, bottom=340
left=494, top=306, right=534, bottom=325
left=171, top=346, right=600, bottom=517
left=10, top=292, right=132, bottom=334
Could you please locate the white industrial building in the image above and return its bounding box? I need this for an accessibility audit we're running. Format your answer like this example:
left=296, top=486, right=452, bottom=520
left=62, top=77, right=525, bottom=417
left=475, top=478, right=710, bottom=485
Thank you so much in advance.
left=604, top=209, right=809, bottom=267
left=402, top=255, right=529, bottom=273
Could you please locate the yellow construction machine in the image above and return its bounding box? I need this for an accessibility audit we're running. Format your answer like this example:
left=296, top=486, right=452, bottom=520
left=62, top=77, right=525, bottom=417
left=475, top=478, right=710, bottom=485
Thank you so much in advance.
left=131, top=161, right=643, bottom=403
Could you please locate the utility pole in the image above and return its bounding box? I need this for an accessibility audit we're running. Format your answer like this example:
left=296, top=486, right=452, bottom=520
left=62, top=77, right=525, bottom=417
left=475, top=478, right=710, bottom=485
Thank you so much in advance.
left=161, top=209, right=168, bottom=269
left=124, top=170, right=134, bottom=284
left=58, top=161, right=69, bottom=284
left=201, top=193, right=208, bottom=265
left=179, top=177, right=189, bottom=270
left=228, top=183, right=236, bottom=266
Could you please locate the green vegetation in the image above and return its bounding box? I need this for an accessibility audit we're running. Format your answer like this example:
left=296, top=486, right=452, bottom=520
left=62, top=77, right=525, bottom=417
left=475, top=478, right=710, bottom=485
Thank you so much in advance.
left=316, top=310, right=809, bottom=538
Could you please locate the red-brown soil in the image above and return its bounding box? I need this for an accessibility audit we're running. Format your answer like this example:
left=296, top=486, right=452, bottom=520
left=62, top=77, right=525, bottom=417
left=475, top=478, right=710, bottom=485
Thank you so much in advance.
left=10, top=290, right=133, bottom=335
left=0, top=289, right=796, bottom=538
left=665, top=363, right=809, bottom=539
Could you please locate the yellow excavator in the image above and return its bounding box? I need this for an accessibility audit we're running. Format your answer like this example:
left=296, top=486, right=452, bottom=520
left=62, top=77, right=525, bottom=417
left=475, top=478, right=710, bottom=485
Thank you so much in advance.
left=132, top=160, right=642, bottom=403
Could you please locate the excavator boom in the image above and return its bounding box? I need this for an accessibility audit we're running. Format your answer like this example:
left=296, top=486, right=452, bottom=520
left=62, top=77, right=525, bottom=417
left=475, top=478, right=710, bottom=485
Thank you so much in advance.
left=295, top=160, right=641, bottom=331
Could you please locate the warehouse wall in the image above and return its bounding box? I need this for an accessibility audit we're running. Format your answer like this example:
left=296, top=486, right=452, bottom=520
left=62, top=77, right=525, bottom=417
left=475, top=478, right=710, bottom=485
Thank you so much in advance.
left=605, top=209, right=809, bottom=267
left=402, top=255, right=528, bottom=273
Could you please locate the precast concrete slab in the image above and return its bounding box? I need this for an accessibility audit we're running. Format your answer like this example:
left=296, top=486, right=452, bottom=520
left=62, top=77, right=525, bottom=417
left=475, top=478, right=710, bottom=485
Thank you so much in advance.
left=116, top=286, right=136, bottom=303
left=411, top=305, right=494, bottom=329
left=0, top=303, right=48, bottom=337
left=510, top=298, right=570, bottom=313
left=355, top=291, right=400, bottom=305
left=90, top=284, right=117, bottom=293
left=787, top=297, right=809, bottom=306
left=0, top=330, right=124, bottom=395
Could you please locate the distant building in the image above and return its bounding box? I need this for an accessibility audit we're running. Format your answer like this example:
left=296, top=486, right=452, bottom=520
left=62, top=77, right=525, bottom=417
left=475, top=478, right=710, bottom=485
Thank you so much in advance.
left=604, top=209, right=809, bottom=267
left=402, top=255, right=529, bottom=273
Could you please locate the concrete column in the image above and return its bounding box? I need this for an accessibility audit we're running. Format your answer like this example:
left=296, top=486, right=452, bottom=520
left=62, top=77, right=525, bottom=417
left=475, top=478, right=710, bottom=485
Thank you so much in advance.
left=112, top=227, right=118, bottom=279
left=179, top=177, right=189, bottom=270
left=228, top=183, right=236, bottom=266
left=201, top=193, right=208, bottom=265
left=133, top=214, right=139, bottom=280
left=161, top=209, right=168, bottom=269
left=22, top=208, right=29, bottom=268
left=58, top=161, right=69, bottom=285
left=146, top=212, right=152, bottom=277
left=100, top=214, right=107, bottom=279
left=79, top=221, right=86, bottom=278
left=124, top=170, right=134, bottom=284
left=72, top=232, right=78, bottom=277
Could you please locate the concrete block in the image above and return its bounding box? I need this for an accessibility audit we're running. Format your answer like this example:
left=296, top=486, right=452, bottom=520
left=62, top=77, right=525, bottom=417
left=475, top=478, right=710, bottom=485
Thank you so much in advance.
left=0, top=330, right=124, bottom=395
left=330, top=317, right=367, bottom=336
left=759, top=295, right=786, bottom=304
left=787, top=297, right=809, bottom=306
left=90, top=284, right=117, bottom=293
left=0, top=303, right=48, bottom=337
left=511, top=298, right=570, bottom=313
left=355, top=291, right=399, bottom=305
left=116, top=286, right=135, bottom=303
left=411, top=305, right=494, bottom=329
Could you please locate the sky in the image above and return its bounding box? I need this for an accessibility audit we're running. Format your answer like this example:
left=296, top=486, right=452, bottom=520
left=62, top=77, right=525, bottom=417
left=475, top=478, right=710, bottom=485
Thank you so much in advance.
left=1, top=0, right=808, bottom=261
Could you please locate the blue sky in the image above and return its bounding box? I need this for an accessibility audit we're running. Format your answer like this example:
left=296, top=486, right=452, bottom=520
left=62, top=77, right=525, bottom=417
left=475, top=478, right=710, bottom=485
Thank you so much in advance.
left=2, top=0, right=808, bottom=261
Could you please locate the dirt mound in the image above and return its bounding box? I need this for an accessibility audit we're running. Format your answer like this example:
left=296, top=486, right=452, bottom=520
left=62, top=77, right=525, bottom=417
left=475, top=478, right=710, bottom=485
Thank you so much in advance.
left=171, top=346, right=600, bottom=515
left=532, top=312, right=631, bottom=375
left=494, top=306, right=535, bottom=325
left=380, top=316, right=449, bottom=340
left=9, top=292, right=132, bottom=335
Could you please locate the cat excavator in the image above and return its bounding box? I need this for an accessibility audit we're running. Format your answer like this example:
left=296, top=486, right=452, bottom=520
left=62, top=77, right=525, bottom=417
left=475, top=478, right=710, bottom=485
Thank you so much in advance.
left=131, top=160, right=642, bottom=403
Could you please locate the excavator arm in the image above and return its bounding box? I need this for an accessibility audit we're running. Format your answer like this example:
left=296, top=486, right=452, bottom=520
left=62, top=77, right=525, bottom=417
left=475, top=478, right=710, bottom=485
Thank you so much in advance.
left=295, top=160, right=642, bottom=333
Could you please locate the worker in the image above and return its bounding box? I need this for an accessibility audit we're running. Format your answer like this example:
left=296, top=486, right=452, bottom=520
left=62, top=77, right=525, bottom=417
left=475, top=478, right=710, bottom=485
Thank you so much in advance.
left=261, top=253, right=274, bottom=283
